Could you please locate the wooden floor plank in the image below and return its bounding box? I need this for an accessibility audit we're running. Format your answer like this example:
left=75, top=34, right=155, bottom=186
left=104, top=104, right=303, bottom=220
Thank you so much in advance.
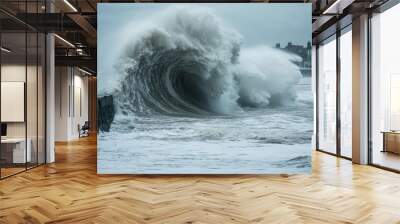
left=0, top=135, right=400, bottom=223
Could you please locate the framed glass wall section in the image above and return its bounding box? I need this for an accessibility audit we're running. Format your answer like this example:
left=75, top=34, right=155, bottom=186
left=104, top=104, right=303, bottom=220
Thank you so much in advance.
left=26, top=0, right=46, bottom=169
left=317, top=35, right=337, bottom=154
left=370, top=3, right=400, bottom=171
left=0, top=30, right=28, bottom=178
left=27, top=29, right=38, bottom=169
left=37, top=32, right=45, bottom=165
left=339, top=26, right=352, bottom=158
left=36, top=0, right=47, bottom=166
left=0, top=1, right=46, bottom=179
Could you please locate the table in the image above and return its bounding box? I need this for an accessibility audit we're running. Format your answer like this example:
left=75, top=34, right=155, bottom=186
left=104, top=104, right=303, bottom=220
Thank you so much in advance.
left=381, top=131, right=400, bottom=154
left=1, top=138, right=31, bottom=163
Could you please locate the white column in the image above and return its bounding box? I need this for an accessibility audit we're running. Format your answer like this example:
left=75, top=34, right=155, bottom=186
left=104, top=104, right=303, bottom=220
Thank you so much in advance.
left=352, top=14, right=369, bottom=164
left=45, top=0, right=56, bottom=163
left=46, top=32, right=55, bottom=163
left=55, top=67, right=73, bottom=141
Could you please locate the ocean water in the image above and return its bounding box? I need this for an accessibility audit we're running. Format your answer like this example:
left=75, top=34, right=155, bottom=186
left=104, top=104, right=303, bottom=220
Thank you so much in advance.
left=97, top=7, right=313, bottom=174
left=98, top=77, right=313, bottom=174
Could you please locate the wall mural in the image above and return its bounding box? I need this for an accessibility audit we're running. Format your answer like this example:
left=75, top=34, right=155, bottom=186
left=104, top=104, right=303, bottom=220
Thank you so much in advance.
left=97, top=3, right=313, bottom=174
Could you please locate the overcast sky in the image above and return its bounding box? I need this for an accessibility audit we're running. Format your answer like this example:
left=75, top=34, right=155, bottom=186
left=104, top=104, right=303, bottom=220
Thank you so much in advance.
left=98, top=3, right=311, bottom=95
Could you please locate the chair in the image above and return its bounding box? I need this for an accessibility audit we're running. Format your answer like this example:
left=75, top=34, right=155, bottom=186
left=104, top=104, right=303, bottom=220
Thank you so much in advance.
left=79, top=121, right=90, bottom=138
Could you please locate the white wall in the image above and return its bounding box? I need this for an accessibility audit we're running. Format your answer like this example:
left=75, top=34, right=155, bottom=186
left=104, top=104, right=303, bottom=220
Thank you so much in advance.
left=71, top=73, right=89, bottom=138
left=55, top=66, right=69, bottom=141
left=1, top=65, right=39, bottom=138
left=55, top=67, right=89, bottom=141
left=1, top=65, right=26, bottom=138
left=1, top=63, right=47, bottom=164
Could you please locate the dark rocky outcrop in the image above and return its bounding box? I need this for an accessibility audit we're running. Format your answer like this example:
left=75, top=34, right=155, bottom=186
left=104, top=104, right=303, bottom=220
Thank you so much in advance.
left=97, top=95, right=115, bottom=132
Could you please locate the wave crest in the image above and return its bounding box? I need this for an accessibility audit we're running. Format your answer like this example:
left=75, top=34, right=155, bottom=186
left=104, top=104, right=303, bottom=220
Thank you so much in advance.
left=115, top=6, right=302, bottom=116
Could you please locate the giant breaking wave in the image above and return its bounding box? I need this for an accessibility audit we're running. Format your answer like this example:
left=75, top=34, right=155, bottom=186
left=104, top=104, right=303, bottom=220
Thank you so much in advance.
left=113, top=7, right=302, bottom=116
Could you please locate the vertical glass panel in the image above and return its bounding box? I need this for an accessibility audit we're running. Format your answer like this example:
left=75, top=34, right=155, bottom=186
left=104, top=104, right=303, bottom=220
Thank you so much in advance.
left=0, top=12, right=2, bottom=179
left=340, top=28, right=352, bottom=158
left=390, top=75, right=400, bottom=129
left=371, top=4, right=400, bottom=171
left=38, top=33, right=46, bottom=165
left=1, top=31, right=27, bottom=177
left=0, top=1, right=46, bottom=179
left=318, top=36, right=337, bottom=154
left=312, top=46, right=317, bottom=150
left=26, top=0, right=38, bottom=169
left=27, top=30, right=38, bottom=169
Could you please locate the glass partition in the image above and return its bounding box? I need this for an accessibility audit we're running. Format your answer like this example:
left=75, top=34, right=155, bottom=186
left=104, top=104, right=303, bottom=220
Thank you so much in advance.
left=27, top=30, right=38, bottom=169
left=1, top=31, right=28, bottom=177
left=370, top=4, right=400, bottom=171
left=0, top=2, right=46, bottom=179
left=38, top=32, right=45, bottom=165
left=339, top=27, right=352, bottom=158
left=317, top=35, right=337, bottom=154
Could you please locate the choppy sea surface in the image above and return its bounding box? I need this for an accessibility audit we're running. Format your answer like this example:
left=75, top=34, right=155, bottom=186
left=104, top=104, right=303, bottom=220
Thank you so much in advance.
left=98, top=77, right=313, bottom=174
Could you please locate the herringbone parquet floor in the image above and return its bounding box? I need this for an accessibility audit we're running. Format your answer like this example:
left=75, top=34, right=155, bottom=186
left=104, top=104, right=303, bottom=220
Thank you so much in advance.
left=1, top=135, right=400, bottom=224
